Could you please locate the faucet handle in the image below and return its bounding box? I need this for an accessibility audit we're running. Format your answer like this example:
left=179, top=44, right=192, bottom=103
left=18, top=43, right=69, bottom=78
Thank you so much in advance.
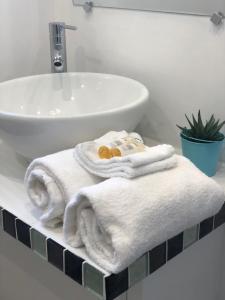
left=49, top=22, right=77, bottom=32
left=49, top=22, right=77, bottom=47
left=64, top=24, right=77, bottom=31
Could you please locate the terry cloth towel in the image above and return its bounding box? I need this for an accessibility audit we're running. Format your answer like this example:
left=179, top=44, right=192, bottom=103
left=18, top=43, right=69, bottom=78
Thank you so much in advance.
left=64, top=155, right=225, bottom=273
left=24, top=131, right=130, bottom=227
left=25, top=149, right=101, bottom=227
left=75, top=140, right=177, bottom=179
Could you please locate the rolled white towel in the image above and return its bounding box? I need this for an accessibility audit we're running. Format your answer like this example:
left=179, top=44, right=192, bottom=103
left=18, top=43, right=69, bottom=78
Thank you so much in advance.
left=24, top=131, right=130, bottom=227
left=75, top=141, right=176, bottom=179
left=25, top=149, right=101, bottom=227
left=64, top=155, right=225, bottom=273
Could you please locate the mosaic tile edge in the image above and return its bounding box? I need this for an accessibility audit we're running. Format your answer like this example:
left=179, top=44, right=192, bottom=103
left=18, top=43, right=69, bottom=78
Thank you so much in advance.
left=0, top=205, right=225, bottom=300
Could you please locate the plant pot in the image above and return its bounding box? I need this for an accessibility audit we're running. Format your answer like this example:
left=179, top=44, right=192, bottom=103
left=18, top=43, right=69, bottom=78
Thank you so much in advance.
left=180, top=133, right=224, bottom=177
left=180, top=132, right=214, bottom=144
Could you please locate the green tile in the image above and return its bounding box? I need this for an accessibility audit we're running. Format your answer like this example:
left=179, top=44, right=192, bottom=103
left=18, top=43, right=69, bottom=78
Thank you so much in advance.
left=30, top=228, right=47, bottom=259
left=128, top=253, right=148, bottom=287
left=83, top=262, right=104, bottom=297
left=0, top=208, right=3, bottom=229
left=183, top=225, right=199, bottom=249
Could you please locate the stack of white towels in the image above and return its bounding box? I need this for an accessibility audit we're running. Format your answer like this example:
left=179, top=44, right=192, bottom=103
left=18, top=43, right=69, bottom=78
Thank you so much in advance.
left=25, top=131, right=225, bottom=273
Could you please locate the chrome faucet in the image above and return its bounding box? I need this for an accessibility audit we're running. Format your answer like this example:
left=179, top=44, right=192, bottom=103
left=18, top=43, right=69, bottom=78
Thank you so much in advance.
left=49, top=22, right=77, bottom=73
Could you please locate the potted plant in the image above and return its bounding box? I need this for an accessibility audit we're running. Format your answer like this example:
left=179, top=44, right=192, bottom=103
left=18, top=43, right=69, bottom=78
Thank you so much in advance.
left=177, top=110, right=225, bottom=176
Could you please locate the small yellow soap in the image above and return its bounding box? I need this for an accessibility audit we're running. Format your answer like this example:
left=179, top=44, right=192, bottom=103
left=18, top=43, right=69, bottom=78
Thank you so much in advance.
left=110, top=147, right=122, bottom=157
left=98, top=146, right=112, bottom=159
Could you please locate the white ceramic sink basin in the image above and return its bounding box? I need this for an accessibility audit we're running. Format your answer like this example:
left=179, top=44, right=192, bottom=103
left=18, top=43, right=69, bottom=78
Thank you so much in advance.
left=0, top=72, right=149, bottom=160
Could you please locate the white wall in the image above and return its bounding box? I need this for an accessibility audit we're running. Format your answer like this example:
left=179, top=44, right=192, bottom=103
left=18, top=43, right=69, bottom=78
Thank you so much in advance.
left=0, top=0, right=55, bottom=82
left=218, top=234, right=225, bottom=300
left=53, top=0, right=225, bottom=146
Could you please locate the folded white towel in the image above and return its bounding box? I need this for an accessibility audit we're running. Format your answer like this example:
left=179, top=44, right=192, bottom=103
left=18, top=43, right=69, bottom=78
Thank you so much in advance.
left=64, top=155, right=225, bottom=273
left=75, top=141, right=176, bottom=179
left=25, top=149, right=101, bottom=227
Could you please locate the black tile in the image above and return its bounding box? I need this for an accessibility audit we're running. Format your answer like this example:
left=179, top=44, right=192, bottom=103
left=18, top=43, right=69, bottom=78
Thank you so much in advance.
left=167, top=232, right=183, bottom=261
left=199, top=216, right=214, bottom=239
left=105, top=268, right=128, bottom=300
left=0, top=207, right=3, bottom=228
left=2, top=210, right=16, bottom=238
left=149, top=242, right=167, bottom=274
left=64, top=250, right=84, bottom=285
left=47, top=239, right=65, bottom=271
left=214, top=204, right=225, bottom=229
left=16, top=219, right=31, bottom=248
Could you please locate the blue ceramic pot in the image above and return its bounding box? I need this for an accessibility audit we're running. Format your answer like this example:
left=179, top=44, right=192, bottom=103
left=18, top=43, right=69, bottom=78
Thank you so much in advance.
left=180, top=133, right=224, bottom=177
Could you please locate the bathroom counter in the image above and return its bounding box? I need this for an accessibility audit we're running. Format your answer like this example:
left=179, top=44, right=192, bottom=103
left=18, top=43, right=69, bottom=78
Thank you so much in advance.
left=0, top=139, right=108, bottom=273
left=0, top=138, right=225, bottom=300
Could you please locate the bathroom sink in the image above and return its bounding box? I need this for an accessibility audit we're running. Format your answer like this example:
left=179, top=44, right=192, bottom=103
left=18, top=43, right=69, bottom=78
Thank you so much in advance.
left=0, top=72, right=149, bottom=160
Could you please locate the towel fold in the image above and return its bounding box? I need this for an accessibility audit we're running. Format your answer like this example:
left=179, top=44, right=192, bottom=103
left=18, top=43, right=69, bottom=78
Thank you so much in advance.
left=64, top=155, right=225, bottom=273
left=25, top=149, right=101, bottom=227
left=75, top=140, right=176, bottom=179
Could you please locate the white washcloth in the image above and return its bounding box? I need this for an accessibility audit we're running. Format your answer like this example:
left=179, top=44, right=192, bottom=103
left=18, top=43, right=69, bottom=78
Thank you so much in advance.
left=64, top=155, right=225, bottom=273
left=75, top=141, right=176, bottom=179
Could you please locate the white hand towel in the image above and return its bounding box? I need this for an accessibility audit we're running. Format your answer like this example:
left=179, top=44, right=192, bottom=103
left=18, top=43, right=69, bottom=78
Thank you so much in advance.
left=25, top=149, right=101, bottom=227
left=75, top=142, right=176, bottom=179
left=64, top=155, right=225, bottom=273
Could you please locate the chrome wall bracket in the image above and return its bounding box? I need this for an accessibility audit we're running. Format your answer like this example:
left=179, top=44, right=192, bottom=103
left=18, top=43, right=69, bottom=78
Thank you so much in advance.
left=210, top=12, right=225, bottom=26
left=83, top=1, right=93, bottom=13
left=72, top=0, right=93, bottom=13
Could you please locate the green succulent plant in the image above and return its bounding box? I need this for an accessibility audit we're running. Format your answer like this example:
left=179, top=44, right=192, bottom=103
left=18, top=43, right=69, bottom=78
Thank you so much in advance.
left=177, top=110, right=225, bottom=141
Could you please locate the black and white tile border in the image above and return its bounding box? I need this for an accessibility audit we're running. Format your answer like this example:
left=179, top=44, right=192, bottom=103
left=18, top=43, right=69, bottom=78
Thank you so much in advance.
left=0, top=204, right=225, bottom=300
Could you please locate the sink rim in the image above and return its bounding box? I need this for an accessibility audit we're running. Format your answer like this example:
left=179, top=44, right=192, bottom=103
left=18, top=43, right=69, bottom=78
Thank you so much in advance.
left=0, top=72, right=149, bottom=121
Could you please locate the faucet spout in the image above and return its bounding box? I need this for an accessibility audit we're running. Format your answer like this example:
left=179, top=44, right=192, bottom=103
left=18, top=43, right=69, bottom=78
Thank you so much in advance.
left=49, top=22, right=77, bottom=73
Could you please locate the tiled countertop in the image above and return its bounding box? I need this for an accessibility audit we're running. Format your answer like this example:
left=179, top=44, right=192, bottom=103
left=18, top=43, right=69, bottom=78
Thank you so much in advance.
left=0, top=138, right=225, bottom=300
